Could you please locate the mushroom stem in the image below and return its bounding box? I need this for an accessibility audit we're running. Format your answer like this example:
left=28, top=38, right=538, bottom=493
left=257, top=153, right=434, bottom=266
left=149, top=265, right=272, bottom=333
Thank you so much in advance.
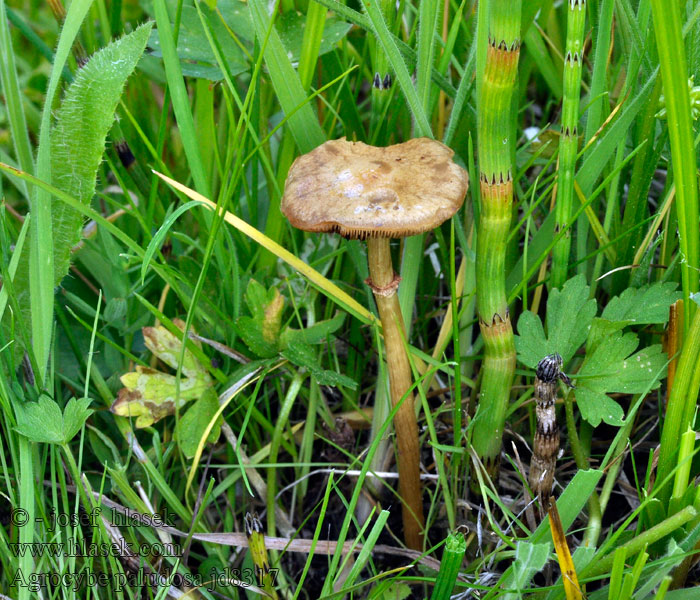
left=366, top=237, right=425, bottom=550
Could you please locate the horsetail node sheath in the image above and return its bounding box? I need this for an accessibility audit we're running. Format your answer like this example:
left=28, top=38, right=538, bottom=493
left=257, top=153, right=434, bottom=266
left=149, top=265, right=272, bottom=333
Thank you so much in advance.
left=281, top=137, right=468, bottom=549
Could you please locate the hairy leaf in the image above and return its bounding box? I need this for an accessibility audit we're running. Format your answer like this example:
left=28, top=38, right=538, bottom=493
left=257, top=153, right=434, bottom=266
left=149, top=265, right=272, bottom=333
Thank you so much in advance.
left=6, top=23, right=152, bottom=354
left=504, top=542, right=550, bottom=600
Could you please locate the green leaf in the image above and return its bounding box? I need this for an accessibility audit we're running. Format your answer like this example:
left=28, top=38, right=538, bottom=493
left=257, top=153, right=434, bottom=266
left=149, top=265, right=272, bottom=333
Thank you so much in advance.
left=506, top=542, right=550, bottom=600
left=103, top=297, right=127, bottom=325
left=235, top=316, right=278, bottom=358
left=50, top=22, right=153, bottom=277
left=14, top=396, right=93, bottom=444
left=141, top=200, right=204, bottom=284
left=244, top=279, right=270, bottom=322
left=276, top=10, right=352, bottom=63
left=62, top=397, right=94, bottom=442
left=601, top=282, right=681, bottom=324
left=237, top=280, right=285, bottom=355
left=531, top=469, right=604, bottom=544
left=515, top=274, right=597, bottom=368
left=175, top=389, right=222, bottom=459
left=248, top=0, right=325, bottom=153
left=281, top=312, right=346, bottom=346
left=585, top=317, right=628, bottom=356
left=146, top=0, right=250, bottom=82
left=576, top=331, right=666, bottom=426
left=282, top=343, right=357, bottom=389
left=5, top=23, right=153, bottom=357
left=371, top=582, right=412, bottom=600
left=574, top=386, right=625, bottom=428
left=629, top=231, right=665, bottom=288
left=14, top=395, right=65, bottom=444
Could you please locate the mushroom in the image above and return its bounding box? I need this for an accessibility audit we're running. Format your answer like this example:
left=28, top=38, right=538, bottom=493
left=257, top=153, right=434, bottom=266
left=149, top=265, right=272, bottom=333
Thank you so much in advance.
left=282, top=137, right=468, bottom=549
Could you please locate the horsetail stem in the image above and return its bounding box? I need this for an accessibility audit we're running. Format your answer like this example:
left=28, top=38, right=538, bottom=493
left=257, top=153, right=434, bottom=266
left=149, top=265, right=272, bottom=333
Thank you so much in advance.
left=551, top=0, right=586, bottom=289
left=472, top=0, right=520, bottom=472
left=529, top=353, right=574, bottom=519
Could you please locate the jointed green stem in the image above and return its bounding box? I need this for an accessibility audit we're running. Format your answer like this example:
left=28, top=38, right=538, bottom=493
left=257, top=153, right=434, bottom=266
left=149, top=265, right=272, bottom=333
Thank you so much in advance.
left=472, top=0, right=520, bottom=472
left=551, top=0, right=586, bottom=289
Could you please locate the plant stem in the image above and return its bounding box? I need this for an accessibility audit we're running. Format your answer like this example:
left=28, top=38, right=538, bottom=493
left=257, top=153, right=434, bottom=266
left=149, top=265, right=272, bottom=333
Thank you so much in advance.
left=430, top=531, right=467, bottom=599
left=564, top=389, right=602, bottom=547
left=551, top=0, right=586, bottom=289
left=650, top=0, right=699, bottom=329
left=266, top=370, right=304, bottom=538
left=655, top=305, right=700, bottom=509
left=473, top=0, right=520, bottom=473
left=582, top=506, right=697, bottom=579
left=366, top=237, right=424, bottom=550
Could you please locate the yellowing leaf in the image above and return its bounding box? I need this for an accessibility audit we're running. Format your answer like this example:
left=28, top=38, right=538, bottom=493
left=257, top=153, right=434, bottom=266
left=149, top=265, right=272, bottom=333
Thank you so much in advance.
left=548, top=498, right=582, bottom=600
left=111, top=320, right=213, bottom=428
left=262, top=288, right=284, bottom=343
left=143, top=318, right=208, bottom=379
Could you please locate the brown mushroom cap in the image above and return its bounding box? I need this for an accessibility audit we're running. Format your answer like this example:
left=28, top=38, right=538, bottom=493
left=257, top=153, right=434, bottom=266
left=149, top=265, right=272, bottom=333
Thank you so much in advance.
left=281, top=137, right=469, bottom=238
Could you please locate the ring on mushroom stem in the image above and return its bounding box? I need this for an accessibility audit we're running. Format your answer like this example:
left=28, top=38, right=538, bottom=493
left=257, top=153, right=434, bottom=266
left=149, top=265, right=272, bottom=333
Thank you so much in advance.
left=281, top=137, right=468, bottom=550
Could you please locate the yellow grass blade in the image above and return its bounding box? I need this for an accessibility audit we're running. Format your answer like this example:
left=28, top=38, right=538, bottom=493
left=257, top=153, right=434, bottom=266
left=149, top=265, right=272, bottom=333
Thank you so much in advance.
left=548, top=497, right=583, bottom=600
left=245, top=512, right=279, bottom=599
left=184, top=367, right=263, bottom=497
left=153, top=171, right=374, bottom=325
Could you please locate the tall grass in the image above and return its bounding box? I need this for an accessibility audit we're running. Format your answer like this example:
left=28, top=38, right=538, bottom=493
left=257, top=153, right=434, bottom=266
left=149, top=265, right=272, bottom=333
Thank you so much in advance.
left=0, top=0, right=699, bottom=598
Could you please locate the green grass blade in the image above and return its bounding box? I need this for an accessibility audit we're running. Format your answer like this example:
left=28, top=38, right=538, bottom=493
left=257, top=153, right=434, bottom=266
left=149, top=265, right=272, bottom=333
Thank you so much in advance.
left=0, top=214, right=29, bottom=323
left=576, top=73, right=655, bottom=194
left=153, top=0, right=211, bottom=197
left=650, top=0, right=699, bottom=326
left=141, top=199, right=204, bottom=284
left=0, top=0, right=34, bottom=190
left=297, top=1, right=327, bottom=91
left=416, top=0, right=440, bottom=114
left=361, top=0, right=431, bottom=137
left=248, top=0, right=325, bottom=152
